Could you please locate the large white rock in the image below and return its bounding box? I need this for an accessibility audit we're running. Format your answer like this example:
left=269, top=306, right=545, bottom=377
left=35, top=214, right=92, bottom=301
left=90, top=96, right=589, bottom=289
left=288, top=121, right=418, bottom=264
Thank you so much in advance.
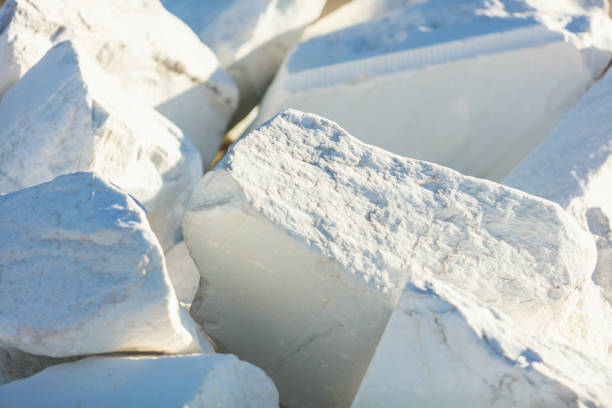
left=0, top=172, right=211, bottom=357
left=161, top=0, right=327, bottom=120
left=0, top=0, right=238, bottom=168
left=184, top=110, right=595, bottom=407
left=351, top=279, right=612, bottom=407
left=255, top=0, right=612, bottom=181
left=504, top=66, right=612, bottom=304
left=0, top=354, right=279, bottom=407
left=0, top=40, right=201, bottom=250
left=165, top=241, right=201, bottom=305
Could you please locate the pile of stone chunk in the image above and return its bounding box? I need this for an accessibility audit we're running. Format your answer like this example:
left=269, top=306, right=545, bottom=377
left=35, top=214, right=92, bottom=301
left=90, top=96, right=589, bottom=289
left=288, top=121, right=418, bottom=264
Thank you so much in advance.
left=0, top=0, right=611, bottom=407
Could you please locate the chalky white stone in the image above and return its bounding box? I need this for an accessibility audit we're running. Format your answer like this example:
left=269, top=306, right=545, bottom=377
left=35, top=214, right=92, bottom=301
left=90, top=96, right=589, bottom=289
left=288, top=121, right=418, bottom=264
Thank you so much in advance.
left=184, top=110, right=595, bottom=407
left=256, top=0, right=612, bottom=180
left=0, top=40, right=201, bottom=250
left=161, top=0, right=326, bottom=119
left=0, top=172, right=210, bottom=357
left=0, top=0, right=238, bottom=167
left=505, top=66, right=612, bottom=304
left=0, top=354, right=279, bottom=408
left=351, top=280, right=612, bottom=408
left=165, top=241, right=201, bottom=305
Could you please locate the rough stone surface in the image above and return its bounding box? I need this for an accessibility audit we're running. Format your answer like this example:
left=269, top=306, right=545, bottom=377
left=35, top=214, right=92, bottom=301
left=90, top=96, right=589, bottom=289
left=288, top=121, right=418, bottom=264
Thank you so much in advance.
left=0, top=354, right=279, bottom=407
left=0, top=0, right=238, bottom=167
left=352, top=279, right=612, bottom=408
left=165, top=241, right=201, bottom=305
left=161, top=0, right=326, bottom=120
left=184, top=110, right=595, bottom=407
left=0, top=41, right=201, bottom=250
left=256, top=0, right=612, bottom=181
left=0, top=172, right=210, bottom=357
left=505, top=65, right=612, bottom=305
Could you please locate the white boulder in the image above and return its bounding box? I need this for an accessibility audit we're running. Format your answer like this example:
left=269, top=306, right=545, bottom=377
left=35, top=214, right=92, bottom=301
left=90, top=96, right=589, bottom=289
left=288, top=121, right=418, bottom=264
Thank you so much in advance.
left=161, top=0, right=326, bottom=119
left=165, top=241, right=201, bottom=305
left=256, top=0, right=612, bottom=181
left=0, top=0, right=238, bottom=167
left=351, top=279, right=612, bottom=407
left=184, top=110, right=595, bottom=407
left=504, top=66, right=612, bottom=304
left=0, top=172, right=211, bottom=357
left=0, top=354, right=279, bottom=407
left=0, top=40, right=201, bottom=250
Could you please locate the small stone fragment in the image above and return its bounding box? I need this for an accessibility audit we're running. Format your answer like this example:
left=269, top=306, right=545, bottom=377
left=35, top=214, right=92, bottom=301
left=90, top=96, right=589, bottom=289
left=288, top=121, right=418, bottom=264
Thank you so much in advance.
left=165, top=241, right=201, bottom=305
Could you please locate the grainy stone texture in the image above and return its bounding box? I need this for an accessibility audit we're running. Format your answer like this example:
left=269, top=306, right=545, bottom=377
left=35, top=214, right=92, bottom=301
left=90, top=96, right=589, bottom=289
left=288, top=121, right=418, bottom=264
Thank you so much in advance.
left=0, top=0, right=238, bottom=167
left=0, top=172, right=211, bottom=357
left=184, top=110, right=595, bottom=407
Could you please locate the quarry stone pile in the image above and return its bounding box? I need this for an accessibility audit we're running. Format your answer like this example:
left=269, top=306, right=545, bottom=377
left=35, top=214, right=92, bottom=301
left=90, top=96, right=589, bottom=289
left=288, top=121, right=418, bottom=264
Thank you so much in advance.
left=1, top=0, right=611, bottom=406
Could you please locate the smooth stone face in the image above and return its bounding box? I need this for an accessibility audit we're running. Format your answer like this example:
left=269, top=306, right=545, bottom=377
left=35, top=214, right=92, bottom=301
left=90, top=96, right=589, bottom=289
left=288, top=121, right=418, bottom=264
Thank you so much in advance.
left=161, top=0, right=326, bottom=120
left=165, top=241, right=201, bottom=305
left=504, top=66, right=612, bottom=304
left=351, top=280, right=612, bottom=408
left=255, top=0, right=612, bottom=181
left=0, top=40, right=202, bottom=250
left=0, top=172, right=208, bottom=357
left=184, top=110, right=595, bottom=407
left=0, top=354, right=279, bottom=407
left=0, top=0, right=238, bottom=168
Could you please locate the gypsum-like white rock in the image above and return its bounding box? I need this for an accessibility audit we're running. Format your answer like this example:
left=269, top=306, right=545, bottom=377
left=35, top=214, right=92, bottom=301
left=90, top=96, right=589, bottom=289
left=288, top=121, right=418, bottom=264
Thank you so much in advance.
left=183, top=110, right=595, bottom=407
left=161, top=0, right=326, bottom=121
left=0, top=40, right=202, bottom=250
left=255, top=0, right=612, bottom=181
left=0, top=354, right=279, bottom=408
left=0, top=344, right=76, bottom=386
left=351, top=279, right=612, bottom=408
left=0, top=0, right=238, bottom=168
left=0, top=172, right=212, bottom=357
left=504, top=65, right=612, bottom=304
left=165, top=241, right=201, bottom=305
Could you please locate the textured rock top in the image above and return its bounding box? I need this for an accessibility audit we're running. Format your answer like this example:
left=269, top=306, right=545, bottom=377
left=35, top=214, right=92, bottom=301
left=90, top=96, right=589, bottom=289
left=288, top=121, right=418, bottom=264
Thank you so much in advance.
left=0, top=172, right=201, bottom=356
left=194, top=110, right=595, bottom=334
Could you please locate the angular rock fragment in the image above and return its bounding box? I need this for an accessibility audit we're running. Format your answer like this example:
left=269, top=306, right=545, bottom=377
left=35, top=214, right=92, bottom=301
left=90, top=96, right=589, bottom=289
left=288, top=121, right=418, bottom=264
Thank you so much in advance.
left=505, top=66, right=612, bottom=304
left=184, top=110, right=595, bottom=407
left=165, top=241, right=201, bottom=305
left=256, top=0, right=612, bottom=180
left=0, top=0, right=238, bottom=167
left=351, top=280, right=612, bottom=407
left=161, top=0, right=326, bottom=120
left=0, top=40, right=201, bottom=250
left=0, top=172, right=209, bottom=357
left=0, top=354, right=279, bottom=407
